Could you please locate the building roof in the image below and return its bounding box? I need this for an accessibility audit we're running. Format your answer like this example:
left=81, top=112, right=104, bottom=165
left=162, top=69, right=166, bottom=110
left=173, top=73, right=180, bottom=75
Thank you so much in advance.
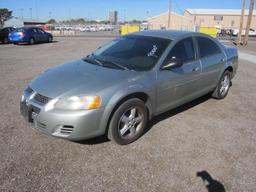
left=185, top=9, right=256, bottom=16
left=129, top=30, right=195, bottom=40
left=147, top=11, right=191, bottom=21
left=4, top=17, right=46, bottom=28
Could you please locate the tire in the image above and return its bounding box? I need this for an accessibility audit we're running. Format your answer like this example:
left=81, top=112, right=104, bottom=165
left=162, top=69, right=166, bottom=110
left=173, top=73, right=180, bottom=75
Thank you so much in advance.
left=107, top=98, right=148, bottom=145
left=48, top=36, right=53, bottom=43
left=29, top=37, right=35, bottom=45
left=212, top=70, right=232, bottom=99
left=3, top=37, right=8, bottom=44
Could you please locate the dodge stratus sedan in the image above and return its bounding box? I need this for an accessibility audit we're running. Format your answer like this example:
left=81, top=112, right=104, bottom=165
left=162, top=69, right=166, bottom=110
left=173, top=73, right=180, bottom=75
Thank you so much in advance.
left=20, top=30, right=238, bottom=145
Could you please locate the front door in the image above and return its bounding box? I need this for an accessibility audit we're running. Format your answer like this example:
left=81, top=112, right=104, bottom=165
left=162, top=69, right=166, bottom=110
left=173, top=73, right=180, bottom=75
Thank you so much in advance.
left=156, top=37, right=202, bottom=114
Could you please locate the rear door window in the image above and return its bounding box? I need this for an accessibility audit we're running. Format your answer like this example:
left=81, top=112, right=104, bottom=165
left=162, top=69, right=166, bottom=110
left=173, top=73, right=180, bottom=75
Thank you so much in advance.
left=37, top=28, right=45, bottom=34
left=197, top=37, right=221, bottom=58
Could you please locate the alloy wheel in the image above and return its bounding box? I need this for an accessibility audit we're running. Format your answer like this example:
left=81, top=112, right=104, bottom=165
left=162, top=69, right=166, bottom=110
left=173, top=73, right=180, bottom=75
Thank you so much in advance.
left=219, top=74, right=230, bottom=96
left=118, top=107, right=144, bottom=139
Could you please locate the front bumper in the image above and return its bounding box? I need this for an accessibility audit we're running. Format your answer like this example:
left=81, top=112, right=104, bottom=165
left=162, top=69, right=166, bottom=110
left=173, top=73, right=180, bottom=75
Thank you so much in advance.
left=20, top=96, right=106, bottom=141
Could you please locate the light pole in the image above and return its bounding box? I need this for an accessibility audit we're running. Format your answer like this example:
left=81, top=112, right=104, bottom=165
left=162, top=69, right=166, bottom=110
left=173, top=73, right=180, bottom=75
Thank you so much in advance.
left=29, top=8, right=32, bottom=20
left=35, top=0, right=38, bottom=20
left=20, top=8, right=23, bottom=19
left=124, top=9, right=126, bottom=23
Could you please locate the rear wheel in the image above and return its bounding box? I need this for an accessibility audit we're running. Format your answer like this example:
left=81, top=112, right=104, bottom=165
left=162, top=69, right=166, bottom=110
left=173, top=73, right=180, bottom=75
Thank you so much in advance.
left=107, top=98, right=148, bottom=145
left=212, top=70, right=231, bottom=99
left=29, top=37, right=35, bottom=45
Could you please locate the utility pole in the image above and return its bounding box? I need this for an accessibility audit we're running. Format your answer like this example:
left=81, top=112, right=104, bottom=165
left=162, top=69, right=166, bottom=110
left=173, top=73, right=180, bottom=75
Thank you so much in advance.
left=167, top=0, right=171, bottom=29
left=243, top=0, right=255, bottom=45
left=236, top=0, right=246, bottom=45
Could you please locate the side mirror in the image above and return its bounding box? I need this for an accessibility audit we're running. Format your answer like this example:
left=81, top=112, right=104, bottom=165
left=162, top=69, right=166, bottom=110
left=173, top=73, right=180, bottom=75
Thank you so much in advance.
left=161, top=57, right=182, bottom=70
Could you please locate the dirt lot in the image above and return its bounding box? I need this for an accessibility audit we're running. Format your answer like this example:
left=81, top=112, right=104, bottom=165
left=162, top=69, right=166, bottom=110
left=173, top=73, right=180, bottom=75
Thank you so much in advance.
left=0, top=37, right=256, bottom=192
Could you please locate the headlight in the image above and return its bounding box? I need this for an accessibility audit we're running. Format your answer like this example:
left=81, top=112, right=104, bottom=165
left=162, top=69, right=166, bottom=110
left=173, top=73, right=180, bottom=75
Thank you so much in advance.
left=45, top=96, right=101, bottom=111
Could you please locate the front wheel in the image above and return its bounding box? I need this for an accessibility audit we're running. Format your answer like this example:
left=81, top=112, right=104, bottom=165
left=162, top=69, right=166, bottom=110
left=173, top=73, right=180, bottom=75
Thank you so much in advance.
left=48, top=36, right=53, bottom=43
left=212, top=70, right=232, bottom=99
left=107, top=98, right=148, bottom=145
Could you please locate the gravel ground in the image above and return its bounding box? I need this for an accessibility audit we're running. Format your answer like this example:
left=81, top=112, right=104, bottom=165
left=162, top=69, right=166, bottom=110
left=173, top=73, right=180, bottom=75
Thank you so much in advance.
left=0, top=37, right=256, bottom=192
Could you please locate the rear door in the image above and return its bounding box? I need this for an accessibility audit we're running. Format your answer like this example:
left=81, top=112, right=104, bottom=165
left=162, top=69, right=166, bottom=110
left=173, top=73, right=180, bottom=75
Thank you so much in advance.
left=37, top=28, right=48, bottom=41
left=156, top=37, right=202, bottom=113
left=31, top=28, right=41, bottom=41
left=196, top=36, right=226, bottom=92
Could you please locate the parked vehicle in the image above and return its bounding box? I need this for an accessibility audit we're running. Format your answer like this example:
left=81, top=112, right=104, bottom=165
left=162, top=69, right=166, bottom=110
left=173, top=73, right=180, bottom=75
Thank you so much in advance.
left=89, top=26, right=98, bottom=32
left=9, top=27, right=53, bottom=45
left=20, top=30, right=238, bottom=145
left=80, top=27, right=90, bottom=32
left=0, top=27, right=15, bottom=44
left=232, top=28, right=256, bottom=36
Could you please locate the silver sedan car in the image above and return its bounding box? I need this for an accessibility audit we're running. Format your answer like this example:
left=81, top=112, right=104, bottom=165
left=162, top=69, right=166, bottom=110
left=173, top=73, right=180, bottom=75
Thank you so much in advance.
left=20, top=30, right=238, bottom=145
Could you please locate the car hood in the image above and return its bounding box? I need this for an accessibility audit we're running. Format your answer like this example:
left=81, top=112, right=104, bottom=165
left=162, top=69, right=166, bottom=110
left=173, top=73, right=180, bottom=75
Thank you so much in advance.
left=30, top=59, right=134, bottom=98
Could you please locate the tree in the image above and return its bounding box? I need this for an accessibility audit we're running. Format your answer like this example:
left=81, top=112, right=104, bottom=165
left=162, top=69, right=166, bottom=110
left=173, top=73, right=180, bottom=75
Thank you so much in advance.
left=130, top=20, right=142, bottom=24
left=0, top=8, right=12, bottom=27
left=47, top=19, right=57, bottom=24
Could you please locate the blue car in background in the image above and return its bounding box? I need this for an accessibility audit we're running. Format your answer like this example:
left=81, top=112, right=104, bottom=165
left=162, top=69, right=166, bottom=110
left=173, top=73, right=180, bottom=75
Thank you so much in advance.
left=9, top=27, right=53, bottom=45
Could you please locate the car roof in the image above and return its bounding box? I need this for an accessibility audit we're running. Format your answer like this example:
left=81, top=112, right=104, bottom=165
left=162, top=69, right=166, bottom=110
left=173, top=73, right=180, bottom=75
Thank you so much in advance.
left=18, top=26, right=40, bottom=30
left=129, top=30, right=199, bottom=40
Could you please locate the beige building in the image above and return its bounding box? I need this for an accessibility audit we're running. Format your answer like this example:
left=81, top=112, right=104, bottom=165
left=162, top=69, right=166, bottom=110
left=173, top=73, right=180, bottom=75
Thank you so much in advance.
left=184, top=9, right=256, bottom=29
left=147, top=11, right=193, bottom=30
left=147, top=9, right=256, bottom=30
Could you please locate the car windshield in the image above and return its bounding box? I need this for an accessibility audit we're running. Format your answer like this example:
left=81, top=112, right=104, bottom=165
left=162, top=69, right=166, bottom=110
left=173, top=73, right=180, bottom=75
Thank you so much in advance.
left=91, top=35, right=171, bottom=71
left=14, top=28, right=25, bottom=32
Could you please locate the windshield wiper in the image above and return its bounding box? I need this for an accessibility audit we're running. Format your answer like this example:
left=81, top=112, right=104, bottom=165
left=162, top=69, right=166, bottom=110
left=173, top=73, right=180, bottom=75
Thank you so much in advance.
left=98, top=59, right=130, bottom=70
left=83, top=56, right=103, bottom=67
left=84, top=54, right=129, bottom=71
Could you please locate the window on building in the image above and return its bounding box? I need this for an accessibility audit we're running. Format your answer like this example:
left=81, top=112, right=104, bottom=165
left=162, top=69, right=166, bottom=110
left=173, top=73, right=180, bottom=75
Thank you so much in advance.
left=214, top=16, right=223, bottom=21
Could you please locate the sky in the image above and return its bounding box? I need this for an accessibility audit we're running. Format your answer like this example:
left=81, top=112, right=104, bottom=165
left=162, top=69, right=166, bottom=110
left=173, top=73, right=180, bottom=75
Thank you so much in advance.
left=0, top=0, right=252, bottom=21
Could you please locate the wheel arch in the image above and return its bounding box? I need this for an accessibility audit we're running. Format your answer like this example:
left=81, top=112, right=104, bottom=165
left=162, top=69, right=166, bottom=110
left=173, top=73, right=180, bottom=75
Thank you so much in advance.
left=226, top=66, right=233, bottom=74
left=102, top=92, right=152, bottom=136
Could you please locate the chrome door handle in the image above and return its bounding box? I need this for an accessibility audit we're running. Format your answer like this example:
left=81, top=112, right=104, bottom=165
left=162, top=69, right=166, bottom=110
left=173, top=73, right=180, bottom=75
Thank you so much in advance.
left=192, top=67, right=200, bottom=72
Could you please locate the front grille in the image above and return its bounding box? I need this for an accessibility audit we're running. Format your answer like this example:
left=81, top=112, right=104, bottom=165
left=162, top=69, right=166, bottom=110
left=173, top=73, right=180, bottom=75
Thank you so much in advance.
left=60, top=125, right=74, bottom=135
left=34, top=93, right=51, bottom=104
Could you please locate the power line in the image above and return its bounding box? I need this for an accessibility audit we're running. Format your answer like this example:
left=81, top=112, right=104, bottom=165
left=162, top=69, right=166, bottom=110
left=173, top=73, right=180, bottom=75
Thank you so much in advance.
left=173, top=0, right=184, bottom=13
